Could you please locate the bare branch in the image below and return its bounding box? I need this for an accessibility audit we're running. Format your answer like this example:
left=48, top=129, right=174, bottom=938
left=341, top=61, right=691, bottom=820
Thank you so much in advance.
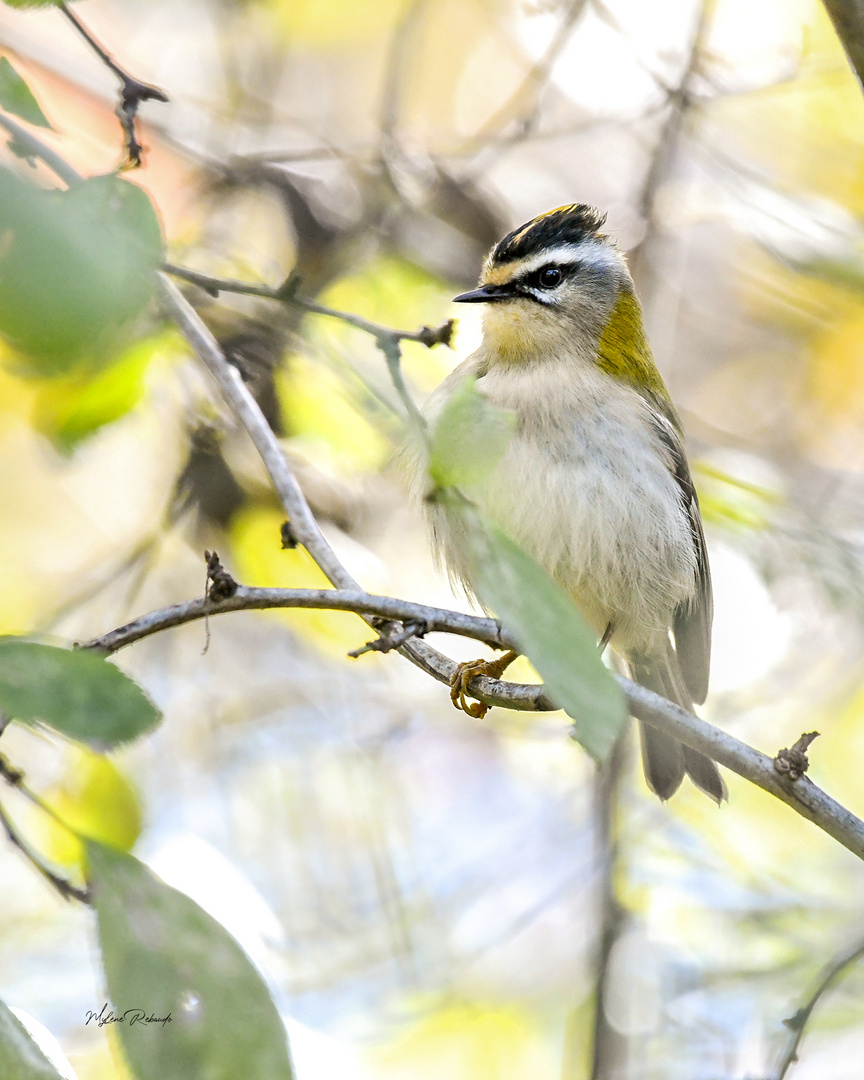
left=8, top=114, right=860, bottom=867
left=0, top=758, right=90, bottom=904
left=59, top=1, right=168, bottom=167
left=161, top=263, right=454, bottom=349
left=621, top=680, right=864, bottom=862
left=161, top=262, right=450, bottom=431
left=773, top=937, right=864, bottom=1079
left=379, top=0, right=430, bottom=147
left=471, top=0, right=591, bottom=143
left=82, top=585, right=516, bottom=654
left=821, top=0, right=864, bottom=91
left=156, top=272, right=864, bottom=865
left=159, top=274, right=358, bottom=589
left=0, top=113, right=83, bottom=187
left=588, top=738, right=629, bottom=1079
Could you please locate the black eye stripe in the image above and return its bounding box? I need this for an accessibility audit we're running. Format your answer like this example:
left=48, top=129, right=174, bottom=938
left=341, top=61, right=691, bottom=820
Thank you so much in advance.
left=515, top=261, right=580, bottom=291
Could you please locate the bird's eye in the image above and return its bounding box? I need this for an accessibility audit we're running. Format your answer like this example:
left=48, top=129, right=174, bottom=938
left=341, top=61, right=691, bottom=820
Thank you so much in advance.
left=538, top=266, right=563, bottom=289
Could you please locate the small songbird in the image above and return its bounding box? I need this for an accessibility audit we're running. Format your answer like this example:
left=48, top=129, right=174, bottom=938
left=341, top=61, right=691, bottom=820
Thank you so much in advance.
left=418, top=204, right=726, bottom=803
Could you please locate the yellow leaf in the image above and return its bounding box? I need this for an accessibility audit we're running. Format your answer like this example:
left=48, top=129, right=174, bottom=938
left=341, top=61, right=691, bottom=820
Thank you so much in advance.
left=230, top=504, right=381, bottom=655
left=24, top=744, right=142, bottom=870
left=369, top=1002, right=560, bottom=1080
left=267, top=0, right=412, bottom=47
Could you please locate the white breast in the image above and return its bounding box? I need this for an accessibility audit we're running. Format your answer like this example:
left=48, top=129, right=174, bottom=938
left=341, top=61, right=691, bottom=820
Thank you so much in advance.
left=424, top=354, right=698, bottom=656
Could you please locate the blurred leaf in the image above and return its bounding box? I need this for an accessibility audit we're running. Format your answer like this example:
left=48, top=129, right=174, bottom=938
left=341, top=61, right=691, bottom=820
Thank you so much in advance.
left=0, top=58, right=51, bottom=128
left=0, top=1001, right=66, bottom=1080
left=277, top=355, right=391, bottom=473
left=269, top=0, right=409, bottom=47
left=88, top=843, right=295, bottom=1080
left=30, top=335, right=157, bottom=452
left=318, top=254, right=456, bottom=394
left=428, top=377, right=516, bottom=489
left=0, top=640, right=161, bottom=749
left=694, top=462, right=781, bottom=532
left=322, top=254, right=452, bottom=332
left=371, top=1001, right=559, bottom=1080
left=0, top=172, right=163, bottom=375
left=231, top=505, right=377, bottom=654
left=444, top=501, right=626, bottom=762
left=31, top=744, right=143, bottom=869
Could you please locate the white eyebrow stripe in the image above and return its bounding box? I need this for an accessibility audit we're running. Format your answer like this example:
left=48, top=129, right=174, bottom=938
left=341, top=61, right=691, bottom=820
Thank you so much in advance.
left=510, top=239, right=617, bottom=279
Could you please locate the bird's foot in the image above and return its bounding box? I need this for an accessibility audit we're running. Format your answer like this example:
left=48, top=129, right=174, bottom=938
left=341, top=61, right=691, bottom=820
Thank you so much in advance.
left=450, top=650, right=519, bottom=719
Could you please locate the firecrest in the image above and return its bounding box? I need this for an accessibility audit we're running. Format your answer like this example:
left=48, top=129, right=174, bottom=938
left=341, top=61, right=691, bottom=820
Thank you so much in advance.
left=418, top=203, right=725, bottom=803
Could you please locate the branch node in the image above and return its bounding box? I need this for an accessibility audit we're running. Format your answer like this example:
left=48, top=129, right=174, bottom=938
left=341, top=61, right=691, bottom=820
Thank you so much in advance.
left=275, top=272, right=302, bottom=301
left=416, top=319, right=456, bottom=349
left=348, top=618, right=430, bottom=658
left=774, top=731, right=820, bottom=781
left=204, top=550, right=238, bottom=601
left=59, top=1, right=168, bottom=168
left=0, top=755, right=24, bottom=787
left=280, top=520, right=299, bottom=550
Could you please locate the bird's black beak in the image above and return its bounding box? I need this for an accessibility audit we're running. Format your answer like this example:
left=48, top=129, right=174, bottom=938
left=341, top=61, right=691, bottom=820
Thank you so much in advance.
left=452, top=283, right=513, bottom=304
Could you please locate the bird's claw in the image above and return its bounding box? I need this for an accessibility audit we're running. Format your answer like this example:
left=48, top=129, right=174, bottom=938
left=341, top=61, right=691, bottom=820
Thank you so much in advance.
left=449, top=650, right=519, bottom=719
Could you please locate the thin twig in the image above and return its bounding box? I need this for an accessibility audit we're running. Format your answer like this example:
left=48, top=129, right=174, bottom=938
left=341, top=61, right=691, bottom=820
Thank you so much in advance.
left=161, top=262, right=450, bottom=431
left=0, top=760, right=90, bottom=904
left=471, top=0, right=591, bottom=143
left=156, top=272, right=864, bottom=865
left=82, top=586, right=515, bottom=654
left=59, top=1, right=168, bottom=167
left=161, top=262, right=454, bottom=350
left=159, top=274, right=354, bottom=585
left=627, top=0, right=710, bottom=290
left=379, top=0, right=430, bottom=146
left=773, top=937, right=864, bottom=1079
left=0, top=113, right=83, bottom=187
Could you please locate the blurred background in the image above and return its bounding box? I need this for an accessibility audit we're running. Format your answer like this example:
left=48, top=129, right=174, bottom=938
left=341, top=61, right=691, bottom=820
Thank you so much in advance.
left=3, top=0, right=864, bottom=1076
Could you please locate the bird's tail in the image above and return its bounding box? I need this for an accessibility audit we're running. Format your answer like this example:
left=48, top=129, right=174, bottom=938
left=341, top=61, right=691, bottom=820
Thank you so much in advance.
left=629, top=643, right=727, bottom=804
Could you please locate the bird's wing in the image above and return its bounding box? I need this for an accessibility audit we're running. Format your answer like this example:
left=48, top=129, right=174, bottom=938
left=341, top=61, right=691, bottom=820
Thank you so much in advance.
left=647, top=401, right=713, bottom=705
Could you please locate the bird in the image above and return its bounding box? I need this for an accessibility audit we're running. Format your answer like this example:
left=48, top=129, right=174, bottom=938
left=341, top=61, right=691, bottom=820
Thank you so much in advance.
left=415, top=203, right=726, bottom=803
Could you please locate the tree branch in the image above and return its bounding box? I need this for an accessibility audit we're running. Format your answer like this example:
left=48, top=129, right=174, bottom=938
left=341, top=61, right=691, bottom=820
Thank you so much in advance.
left=59, top=0, right=168, bottom=167
left=83, top=585, right=516, bottom=654
left=161, top=262, right=454, bottom=349
left=0, top=758, right=90, bottom=904
left=471, top=0, right=591, bottom=143
left=821, top=0, right=864, bottom=91
left=155, top=272, right=864, bottom=865
left=161, top=263, right=451, bottom=433
left=0, top=113, right=84, bottom=187
left=773, top=937, right=864, bottom=1079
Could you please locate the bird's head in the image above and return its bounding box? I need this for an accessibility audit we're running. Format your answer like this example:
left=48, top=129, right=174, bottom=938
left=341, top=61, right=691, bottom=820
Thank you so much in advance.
left=454, top=204, right=664, bottom=395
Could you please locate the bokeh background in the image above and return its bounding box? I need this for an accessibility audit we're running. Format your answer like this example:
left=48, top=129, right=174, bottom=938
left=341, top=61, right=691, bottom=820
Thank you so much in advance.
left=3, top=0, right=864, bottom=1077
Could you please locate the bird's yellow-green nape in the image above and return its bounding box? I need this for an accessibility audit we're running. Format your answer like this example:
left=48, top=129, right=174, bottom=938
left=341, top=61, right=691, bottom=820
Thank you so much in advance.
left=597, top=289, right=670, bottom=401
left=488, top=203, right=607, bottom=267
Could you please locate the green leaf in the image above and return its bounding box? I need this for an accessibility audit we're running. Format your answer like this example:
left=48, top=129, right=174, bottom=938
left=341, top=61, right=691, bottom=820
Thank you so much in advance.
left=88, top=843, right=295, bottom=1080
left=1, top=1, right=64, bottom=8
left=30, top=334, right=158, bottom=451
left=0, top=58, right=51, bottom=128
left=0, top=171, right=163, bottom=376
left=450, top=503, right=627, bottom=762
left=428, top=377, right=516, bottom=490
left=0, top=1000, right=67, bottom=1080
left=0, top=640, right=161, bottom=749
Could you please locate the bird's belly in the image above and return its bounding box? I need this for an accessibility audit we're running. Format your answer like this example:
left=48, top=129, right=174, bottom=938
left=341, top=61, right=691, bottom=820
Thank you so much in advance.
left=476, top=418, right=697, bottom=654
